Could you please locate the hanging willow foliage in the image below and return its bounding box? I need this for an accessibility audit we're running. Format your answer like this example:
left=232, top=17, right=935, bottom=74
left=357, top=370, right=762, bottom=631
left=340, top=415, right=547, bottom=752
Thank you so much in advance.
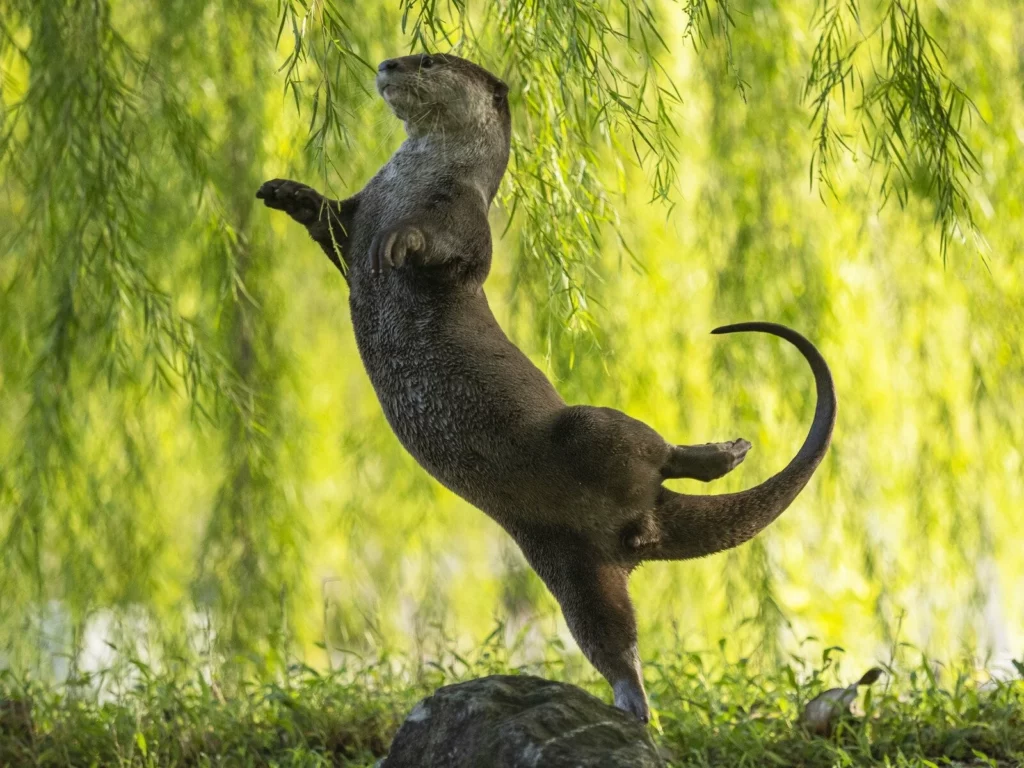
left=0, top=0, right=1019, bottom=682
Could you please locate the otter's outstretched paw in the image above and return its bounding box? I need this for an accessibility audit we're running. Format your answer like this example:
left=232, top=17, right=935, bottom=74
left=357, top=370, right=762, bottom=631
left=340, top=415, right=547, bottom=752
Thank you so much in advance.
left=370, top=225, right=426, bottom=276
left=256, top=179, right=325, bottom=226
left=663, top=438, right=752, bottom=482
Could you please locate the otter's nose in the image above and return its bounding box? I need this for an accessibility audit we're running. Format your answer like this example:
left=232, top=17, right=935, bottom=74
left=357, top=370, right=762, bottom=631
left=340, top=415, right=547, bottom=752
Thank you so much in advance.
left=378, top=59, right=399, bottom=72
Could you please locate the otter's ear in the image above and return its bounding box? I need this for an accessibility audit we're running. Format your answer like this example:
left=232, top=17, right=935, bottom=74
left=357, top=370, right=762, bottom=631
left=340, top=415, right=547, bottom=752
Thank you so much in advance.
left=493, top=79, right=509, bottom=103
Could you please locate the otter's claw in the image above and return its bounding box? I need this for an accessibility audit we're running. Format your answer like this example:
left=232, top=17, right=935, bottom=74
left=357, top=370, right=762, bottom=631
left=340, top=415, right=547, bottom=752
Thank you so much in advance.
left=256, top=179, right=325, bottom=226
left=370, top=225, right=426, bottom=276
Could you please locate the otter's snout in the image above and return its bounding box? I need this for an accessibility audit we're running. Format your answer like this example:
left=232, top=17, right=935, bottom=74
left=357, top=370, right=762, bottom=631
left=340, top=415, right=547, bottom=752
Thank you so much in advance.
left=377, top=54, right=435, bottom=74
left=376, top=56, right=428, bottom=101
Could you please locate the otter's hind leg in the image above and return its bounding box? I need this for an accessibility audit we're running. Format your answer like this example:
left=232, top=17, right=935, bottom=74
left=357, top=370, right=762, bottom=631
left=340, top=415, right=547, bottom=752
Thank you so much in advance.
left=552, top=406, right=749, bottom=487
left=661, top=439, right=751, bottom=481
left=520, top=534, right=649, bottom=722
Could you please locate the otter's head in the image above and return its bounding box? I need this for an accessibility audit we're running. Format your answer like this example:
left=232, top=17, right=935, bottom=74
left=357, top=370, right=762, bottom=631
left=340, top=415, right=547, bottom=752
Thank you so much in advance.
left=375, top=53, right=510, bottom=140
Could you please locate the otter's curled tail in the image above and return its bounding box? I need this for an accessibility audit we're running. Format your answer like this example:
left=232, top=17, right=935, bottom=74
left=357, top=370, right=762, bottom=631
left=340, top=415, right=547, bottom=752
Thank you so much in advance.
left=646, top=322, right=837, bottom=562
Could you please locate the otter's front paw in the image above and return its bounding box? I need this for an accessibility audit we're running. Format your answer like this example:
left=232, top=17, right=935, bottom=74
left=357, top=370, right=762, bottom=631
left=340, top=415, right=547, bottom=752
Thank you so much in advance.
left=370, top=225, right=426, bottom=276
left=256, top=179, right=325, bottom=226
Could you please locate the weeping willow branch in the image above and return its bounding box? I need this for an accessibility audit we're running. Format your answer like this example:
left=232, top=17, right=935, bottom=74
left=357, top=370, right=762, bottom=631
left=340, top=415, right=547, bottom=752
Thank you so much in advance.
left=681, top=0, right=748, bottom=99
left=490, top=0, right=679, bottom=348
left=281, top=0, right=983, bottom=356
left=189, top=8, right=307, bottom=666
left=275, top=0, right=377, bottom=189
left=0, top=1, right=257, bottom=644
left=806, top=0, right=981, bottom=259
left=277, top=0, right=681, bottom=355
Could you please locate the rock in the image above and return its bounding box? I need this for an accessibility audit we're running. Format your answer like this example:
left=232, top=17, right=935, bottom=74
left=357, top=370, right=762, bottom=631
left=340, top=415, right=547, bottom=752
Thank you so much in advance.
left=381, top=675, right=665, bottom=768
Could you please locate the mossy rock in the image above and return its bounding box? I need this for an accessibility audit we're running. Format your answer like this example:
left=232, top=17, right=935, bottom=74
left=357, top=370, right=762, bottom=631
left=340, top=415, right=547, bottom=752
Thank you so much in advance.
left=382, top=675, right=663, bottom=768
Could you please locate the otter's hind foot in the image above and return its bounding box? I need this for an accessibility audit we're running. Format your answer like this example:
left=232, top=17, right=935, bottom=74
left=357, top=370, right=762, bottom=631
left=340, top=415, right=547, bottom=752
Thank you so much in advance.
left=613, top=679, right=651, bottom=723
left=662, top=439, right=751, bottom=482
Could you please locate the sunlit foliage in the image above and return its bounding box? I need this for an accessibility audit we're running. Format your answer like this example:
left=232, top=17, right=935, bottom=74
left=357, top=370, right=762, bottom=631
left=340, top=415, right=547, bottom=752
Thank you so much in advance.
left=0, top=0, right=1021, bottom=690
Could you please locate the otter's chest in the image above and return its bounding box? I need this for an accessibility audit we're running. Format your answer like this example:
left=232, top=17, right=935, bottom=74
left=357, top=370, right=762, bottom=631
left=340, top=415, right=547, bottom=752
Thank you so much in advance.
left=355, top=146, right=459, bottom=237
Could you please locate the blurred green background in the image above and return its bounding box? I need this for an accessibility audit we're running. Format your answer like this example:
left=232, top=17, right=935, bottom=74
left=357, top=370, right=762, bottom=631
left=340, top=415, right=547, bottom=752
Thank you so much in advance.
left=0, top=0, right=1021, bottom=687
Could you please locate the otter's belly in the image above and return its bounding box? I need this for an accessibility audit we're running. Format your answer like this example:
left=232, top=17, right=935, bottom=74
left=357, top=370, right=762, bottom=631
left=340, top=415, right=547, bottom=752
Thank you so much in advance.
left=348, top=283, right=564, bottom=502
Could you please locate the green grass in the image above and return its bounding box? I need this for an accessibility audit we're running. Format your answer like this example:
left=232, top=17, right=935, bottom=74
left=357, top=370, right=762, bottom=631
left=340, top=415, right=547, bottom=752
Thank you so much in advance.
left=1, top=643, right=1021, bottom=767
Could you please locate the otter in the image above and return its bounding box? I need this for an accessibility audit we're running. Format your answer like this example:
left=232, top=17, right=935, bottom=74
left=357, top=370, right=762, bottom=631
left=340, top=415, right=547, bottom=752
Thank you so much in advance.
left=257, top=53, right=836, bottom=722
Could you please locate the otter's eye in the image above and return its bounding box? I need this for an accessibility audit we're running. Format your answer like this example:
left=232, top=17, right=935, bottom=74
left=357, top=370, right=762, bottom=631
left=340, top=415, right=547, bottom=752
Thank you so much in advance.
left=421, top=56, right=434, bottom=69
